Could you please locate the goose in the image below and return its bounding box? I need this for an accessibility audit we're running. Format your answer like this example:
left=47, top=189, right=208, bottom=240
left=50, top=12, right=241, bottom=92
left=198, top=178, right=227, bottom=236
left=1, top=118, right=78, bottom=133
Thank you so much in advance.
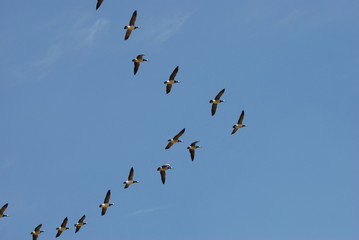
left=74, top=215, right=87, bottom=233
left=164, top=66, right=180, bottom=94
left=124, top=10, right=140, bottom=40
left=31, top=224, right=45, bottom=240
left=165, top=128, right=185, bottom=149
left=96, top=0, right=103, bottom=10
left=56, top=217, right=70, bottom=238
left=123, top=167, right=139, bottom=189
left=209, top=88, right=225, bottom=116
left=0, top=203, right=8, bottom=218
left=99, top=190, right=114, bottom=216
left=187, top=141, right=201, bottom=161
left=157, top=164, right=173, bottom=184
left=132, top=54, right=148, bottom=75
left=232, top=110, right=247, bottom=134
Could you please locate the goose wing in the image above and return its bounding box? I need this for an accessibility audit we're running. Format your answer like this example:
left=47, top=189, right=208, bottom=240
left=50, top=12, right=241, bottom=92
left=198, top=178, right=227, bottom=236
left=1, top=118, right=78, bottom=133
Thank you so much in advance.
left=124, top=30, right=132, bottom=40
left=128, top=167, right=134, bottom=181
left=104, top=190, right=111, bottom=204
left=231, top=127, right=238, bottom=135
left=0, top=203, right=8, bottom=214
left=133, top=61, right=140, bottom=75
left=169, top=66, right=179, bottom=80
left=214, top=88, right=225, bottom=100
left=34, top=224, right=42, bottom=232
left=165, top=142, right=173, bottom=149
left=166, top=84, right=172, bottom=94
left=190, top=141, right=199, bottom=147
left=78, top=215, right=86, bottom=223
left=75, top=225, right=81, bottom=233
left=136, top=54, right=144, bottom=60
left=101, top=207, right=107, bottom=216
left=61, top=217, right=68, bottom=228
left=238, top=110, right=245, bottom=124
left=129, top=10, right=137, bottom=26
left=211, top=103, right=218, bottom=116
left=160, top=170, right=166, bottom=184
left=173, top=128, right=185, bottom=140
left=189, top=149, right=195, bottom=161
left=56, top=230, right=63, bottom=238
left=96, top=0, right=103, bottom=10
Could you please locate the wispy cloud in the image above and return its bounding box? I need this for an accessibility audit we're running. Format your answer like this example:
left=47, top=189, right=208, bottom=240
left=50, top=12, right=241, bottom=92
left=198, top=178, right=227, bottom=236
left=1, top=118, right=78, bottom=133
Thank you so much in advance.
left=76, top=18, right=109, bottom=46
left=145, top=12, right=192, bottom=43
left=20, top=14, right=109, bottom=81
left=273, top=9, right=306, bottom=29
left=128, top=206, right=167, bottom=217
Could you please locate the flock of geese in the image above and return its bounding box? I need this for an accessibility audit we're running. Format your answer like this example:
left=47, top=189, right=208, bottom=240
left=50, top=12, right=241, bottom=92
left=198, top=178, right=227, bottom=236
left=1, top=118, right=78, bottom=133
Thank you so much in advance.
left=1, top=1, right=248, bottom=239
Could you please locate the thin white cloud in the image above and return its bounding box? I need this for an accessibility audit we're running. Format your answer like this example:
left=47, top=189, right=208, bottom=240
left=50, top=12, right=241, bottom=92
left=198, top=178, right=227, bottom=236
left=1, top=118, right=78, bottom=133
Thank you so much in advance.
left=21, top=15, right=109, bottom=81
left=128, top=206, right=166, bottom=217
left=273, top=9, right=305, bottom=29
left=33, top=44, right=62, bottom=71
left=145, top=12, right=192, bottom=43
left=76, top=18, right=109, bottom=46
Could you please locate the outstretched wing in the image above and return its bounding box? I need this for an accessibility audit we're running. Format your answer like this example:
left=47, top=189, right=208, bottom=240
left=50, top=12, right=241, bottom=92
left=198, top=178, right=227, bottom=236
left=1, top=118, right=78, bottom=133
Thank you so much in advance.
left=125, top=30, right=132, bottom=40
left=136, top=54, right=144, bottom=60
left=189, top=149, right=195, bottom=161
left=211, top=103, right=218, bottom=116
left=56, top=230, right=62, bottom=238
left=78, top=215, right=86, bottom=223
left=96, top=0, right=103, bottom=10
left=173, top=128, right=185, bottom=140
left=101, top=207, right=107, bottom=216
left=0, top=203, right=8, bottom=214
left=238, top=110, right=245, bottom=124
left=214, top=88, right=225, bottom=100
left=169, top=66, right=179, bottom=80
left=104, top=190, right=111, bottom=204
left=133, top=61, right=140, bottom=75
left=34, top=224, right=42, bottom=232
left=160, top=170, right=166, bottom=184
left=231, top=127, right=238, bottom=135
left=165, top=142, right=173, bottom=149
left=61, top=217, right=68, bottom=228
left=128, top=167, right=134, bottom=181
left=129, top=10, right=137, bottom=26
left=190, top=141, right=199, bottom=147
left=75, top=225, right=81, bottom=233
left=166, top=84, right=172, bottom=94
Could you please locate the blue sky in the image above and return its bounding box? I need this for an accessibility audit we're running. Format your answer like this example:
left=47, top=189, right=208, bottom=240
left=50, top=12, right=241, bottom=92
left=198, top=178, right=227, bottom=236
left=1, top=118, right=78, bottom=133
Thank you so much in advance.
left=1, top=0, right=358, bottom=239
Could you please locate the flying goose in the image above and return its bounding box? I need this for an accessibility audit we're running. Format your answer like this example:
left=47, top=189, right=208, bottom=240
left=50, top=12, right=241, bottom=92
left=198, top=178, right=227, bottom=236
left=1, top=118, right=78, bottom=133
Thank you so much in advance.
left=165, top=128, right=185, bottom=149
left=164, top=66, right=180, bottom=94
left=132, top=54, right=148, bottom=75
left=56, top=217, right=70, bottom=238
left=123, top=167, right=139, bottom=189
left=231, top=110, right=247, bottom=134
left=0, top=203, right=8, bottom=218
left=157, top=164, right=173, bottom=184
left=74, top=215, right=87, bottom=233
left=187, top=141, right=201, bottom=161
left=31, top=224, right=45, bottom=240
left=124, top=10, right=140, bottom=40
left=99, top=190, right=114, bottom=216
left=96, top=0, right=103, bottom=10
left=209, top=88, right=225, bottom=116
